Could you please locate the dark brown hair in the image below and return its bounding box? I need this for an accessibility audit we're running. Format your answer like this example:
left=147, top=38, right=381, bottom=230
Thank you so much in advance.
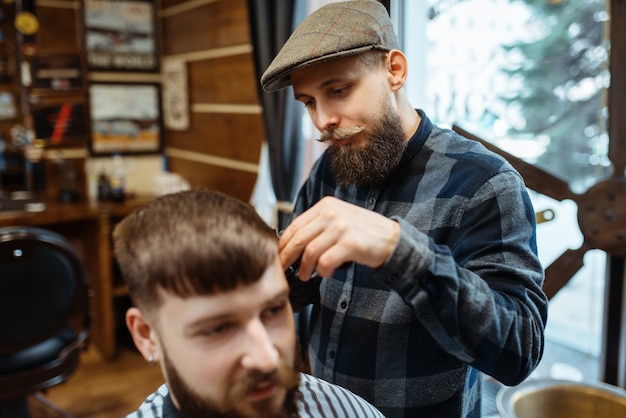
left=112, top=189, right=278, bottom=316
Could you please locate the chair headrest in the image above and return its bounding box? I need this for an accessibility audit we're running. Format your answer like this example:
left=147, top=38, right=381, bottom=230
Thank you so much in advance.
left=0, top=227, right=90, bottom=354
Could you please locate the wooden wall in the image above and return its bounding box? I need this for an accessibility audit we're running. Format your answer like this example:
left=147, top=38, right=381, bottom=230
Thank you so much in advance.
left=0, top=0, right=21, bottom=191
left=0, top=0, right=89, bottom=200
left=160, top=0, right=264, bottom=202
left=1, top=0, right=264, bottom=204
left=37, top=0, right=88, bottom=202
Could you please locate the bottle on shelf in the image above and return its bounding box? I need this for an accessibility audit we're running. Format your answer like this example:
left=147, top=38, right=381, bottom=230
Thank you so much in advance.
left=109, top=153, right=125, bottom=202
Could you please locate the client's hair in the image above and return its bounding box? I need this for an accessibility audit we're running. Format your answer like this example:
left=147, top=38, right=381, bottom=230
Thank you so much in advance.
left=112, top=189, right=278, bottom=316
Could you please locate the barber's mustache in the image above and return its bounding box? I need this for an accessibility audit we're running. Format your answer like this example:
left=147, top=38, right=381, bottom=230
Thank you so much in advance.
left=317, top=126, right=365, bottom=143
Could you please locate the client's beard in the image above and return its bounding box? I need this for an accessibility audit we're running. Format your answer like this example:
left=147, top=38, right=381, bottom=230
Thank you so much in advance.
left=164, top=351, right=301, bottom=418
left=322, top=105, right=407, bottom=186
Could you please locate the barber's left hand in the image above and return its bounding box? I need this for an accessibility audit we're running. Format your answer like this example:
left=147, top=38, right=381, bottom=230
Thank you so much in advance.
left=279, top=196, right=400, bottom=281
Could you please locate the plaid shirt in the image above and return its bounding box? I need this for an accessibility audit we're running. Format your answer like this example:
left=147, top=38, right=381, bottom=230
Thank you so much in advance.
left=289, top=111, right=548, bottom=418
left=126, top=374, right=385, bottom=417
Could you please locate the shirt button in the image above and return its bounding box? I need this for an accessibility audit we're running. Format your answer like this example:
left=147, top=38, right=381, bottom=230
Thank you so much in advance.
left=329, top=351, right=336, bottom=359
left=420, top=312, right=431, bottom=322
left=340, top=300, right=347, bottom=309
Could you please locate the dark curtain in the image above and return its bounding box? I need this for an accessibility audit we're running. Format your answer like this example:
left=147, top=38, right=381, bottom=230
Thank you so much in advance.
left=247, top=0, right=307, bottom=229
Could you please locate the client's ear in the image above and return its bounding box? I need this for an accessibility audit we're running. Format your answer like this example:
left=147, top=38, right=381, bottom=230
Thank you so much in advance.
left=126, top=307, right=159, bottom=363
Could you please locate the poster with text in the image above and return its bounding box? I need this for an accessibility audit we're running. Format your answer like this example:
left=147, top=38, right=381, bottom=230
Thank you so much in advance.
left=89, top=83, right=162, bottom=155
left=84, top=0, right=158, bottom=72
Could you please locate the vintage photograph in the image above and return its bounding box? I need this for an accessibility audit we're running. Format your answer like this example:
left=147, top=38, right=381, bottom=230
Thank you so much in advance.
left=88, top=83, right=162, bottom=155
left=83, top=0, right=158, bottom=72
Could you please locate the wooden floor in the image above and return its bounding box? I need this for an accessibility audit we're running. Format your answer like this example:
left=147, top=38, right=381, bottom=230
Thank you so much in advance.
left=28, top=346, right=164, bottom=418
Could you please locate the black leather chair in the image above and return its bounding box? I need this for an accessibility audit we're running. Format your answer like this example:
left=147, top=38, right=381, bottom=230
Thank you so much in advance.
left=0, top=227, right=92, bottom=418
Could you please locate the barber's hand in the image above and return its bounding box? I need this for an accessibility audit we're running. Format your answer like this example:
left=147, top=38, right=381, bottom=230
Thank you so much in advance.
left=279, top=196, right=400, bottom=281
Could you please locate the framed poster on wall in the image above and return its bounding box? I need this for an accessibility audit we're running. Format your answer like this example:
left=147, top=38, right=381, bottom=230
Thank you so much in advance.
left=0, top=91, right=17, bottom=120
left=32, top=102, right=88, bottom=146
left=161, top=58, right=189, bottom=131
left=30, top=55, right=85, bottom=91
left=88, top=83, right=162, bottom=155
left=83, top=0, right=158, bottom=72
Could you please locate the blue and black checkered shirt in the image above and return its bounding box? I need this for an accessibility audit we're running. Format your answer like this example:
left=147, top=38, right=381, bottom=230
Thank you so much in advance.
left=289, top=111, right=548, bottom=418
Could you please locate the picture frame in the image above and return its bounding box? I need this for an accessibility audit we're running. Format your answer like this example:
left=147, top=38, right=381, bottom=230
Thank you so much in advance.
left=32, top=102, right=89, bottom=146
left=88, top=83, right=162, bottom=155
left=0, top=91, right=18, bottom=120
left=83, top=0, right=159, bottom=72
left=161, top=58, right=189, bottom=131
left=30, top=54, right=85, bottom=92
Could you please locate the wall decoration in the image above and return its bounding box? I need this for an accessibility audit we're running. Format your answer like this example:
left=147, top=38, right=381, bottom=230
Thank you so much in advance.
left=30, top=55, right=84, bottom=91
left=32, top=102, right=88, bottom=146
left=83, top=0, right=158, bottom=72
left=0, top=91, right=17, bottom=120
left=88, top=83, right=162, bottom=155
left=14, top=11, right=39, bottom=36
left=161, top=58, right=189, bottom=131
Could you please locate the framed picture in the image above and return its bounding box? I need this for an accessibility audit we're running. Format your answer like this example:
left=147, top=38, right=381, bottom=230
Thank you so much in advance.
left=88, top=83, right=162, bottom=155
left=161, top=58, right=189, bottom=131
left=32, top=102, right=88, bottom=146
left=83, top=0, right=158, bottom=72
left=30, top=55, right=85, bottom=91
left=0, top=91, right=17, bottom=120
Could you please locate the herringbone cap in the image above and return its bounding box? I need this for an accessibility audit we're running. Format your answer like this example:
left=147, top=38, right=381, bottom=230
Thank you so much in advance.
left=261, top=0, right=399, bottom=92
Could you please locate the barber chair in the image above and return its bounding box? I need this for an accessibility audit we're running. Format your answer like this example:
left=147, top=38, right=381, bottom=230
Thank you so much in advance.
left=0, top=227, right=92, bottom=418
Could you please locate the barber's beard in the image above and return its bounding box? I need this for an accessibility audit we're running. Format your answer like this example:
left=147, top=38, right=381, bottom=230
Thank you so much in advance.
left=164, top=351, right=301, bottom=418
left=324, top=104, right=407, bottom=187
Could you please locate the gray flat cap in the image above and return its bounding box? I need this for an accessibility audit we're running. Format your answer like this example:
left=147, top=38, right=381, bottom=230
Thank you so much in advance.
left=261, top=0, right=399, bottom=92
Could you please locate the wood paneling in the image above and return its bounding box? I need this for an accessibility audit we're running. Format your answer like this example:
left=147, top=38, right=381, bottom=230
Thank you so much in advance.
left=161, top=0, right=192, bottom=8
left=167, top=112, right=263, bottom=162
left=21, top=0, right=87, bottom=201
left=161, top=0, right=264, bottom=203
left=36, top=2, right=81, bottom=54
left=0, top=1, right=19, bottom=143
left=0, top=0, right=266, bottom=362
left=161, top=0, right=250, bottom=55
left=168, top=157, right=257, bottom=202
left=188, top=52, right=259, bottom=104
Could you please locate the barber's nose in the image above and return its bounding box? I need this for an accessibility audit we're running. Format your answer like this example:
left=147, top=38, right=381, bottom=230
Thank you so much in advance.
left=240, top=319, right=280, bottom=373
left=314, top=103, right=339, bottom=132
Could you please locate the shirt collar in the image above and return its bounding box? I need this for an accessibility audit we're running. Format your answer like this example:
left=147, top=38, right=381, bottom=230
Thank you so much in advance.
left=401, top=109, right=433, bottom=164
left=162, top=390, right=185, bottom=418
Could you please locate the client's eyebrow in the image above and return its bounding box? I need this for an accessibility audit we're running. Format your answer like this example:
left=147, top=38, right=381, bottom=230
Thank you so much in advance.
left=257, top=288, right=290, bottom=311
left=183, top=288, right=290, bottom=333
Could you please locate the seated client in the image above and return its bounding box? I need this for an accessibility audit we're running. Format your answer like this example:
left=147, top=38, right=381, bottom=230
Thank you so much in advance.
left=112, top=189, right=385, bottom=418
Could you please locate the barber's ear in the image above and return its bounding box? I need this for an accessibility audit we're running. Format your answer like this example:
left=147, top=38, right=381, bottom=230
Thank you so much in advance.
left=126, top=307, right=159, bottom=363
left=387, top=49, right=408, bottom=91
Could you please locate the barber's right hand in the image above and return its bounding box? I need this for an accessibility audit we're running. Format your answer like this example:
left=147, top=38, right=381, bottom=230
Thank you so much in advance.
left=279, top=196, right=400, bottom=281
